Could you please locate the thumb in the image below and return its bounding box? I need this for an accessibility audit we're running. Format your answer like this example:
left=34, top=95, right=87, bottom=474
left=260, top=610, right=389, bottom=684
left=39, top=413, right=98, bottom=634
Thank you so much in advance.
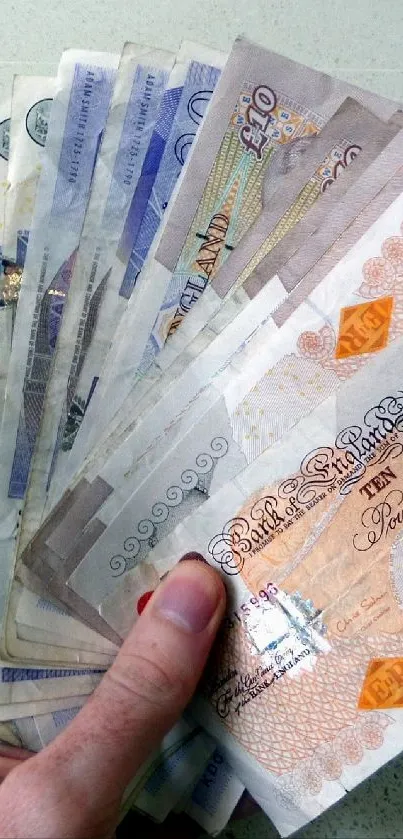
left=0, top=558, right=225, bottom=838
left=60, top=556, right=226, bottom=785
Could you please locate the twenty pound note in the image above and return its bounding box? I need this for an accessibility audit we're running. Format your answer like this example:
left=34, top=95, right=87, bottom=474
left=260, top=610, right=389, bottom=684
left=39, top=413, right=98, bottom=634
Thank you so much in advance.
left=18, top=43, right=174, bottom=553
left=0, top=48, right=119, bottom=654
left=62, top=45, right=226, bottom=491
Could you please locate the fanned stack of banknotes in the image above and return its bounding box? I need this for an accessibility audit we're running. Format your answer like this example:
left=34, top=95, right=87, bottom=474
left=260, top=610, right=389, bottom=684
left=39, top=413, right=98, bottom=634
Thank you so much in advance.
left=0, top=34, right=403, bottom=836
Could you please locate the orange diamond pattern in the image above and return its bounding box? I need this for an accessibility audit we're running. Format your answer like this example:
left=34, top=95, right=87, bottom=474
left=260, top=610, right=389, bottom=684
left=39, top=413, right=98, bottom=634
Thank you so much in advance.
left=335, top=295, right=393, bottom=359
left=358, top=658, right=403, bottom=710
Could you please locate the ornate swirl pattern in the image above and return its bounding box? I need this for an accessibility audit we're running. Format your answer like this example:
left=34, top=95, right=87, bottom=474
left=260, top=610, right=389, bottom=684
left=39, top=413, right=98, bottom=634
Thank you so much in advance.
left=209, top=517, right=251, bottom=575
left=109, top=437, right=229, bottom=576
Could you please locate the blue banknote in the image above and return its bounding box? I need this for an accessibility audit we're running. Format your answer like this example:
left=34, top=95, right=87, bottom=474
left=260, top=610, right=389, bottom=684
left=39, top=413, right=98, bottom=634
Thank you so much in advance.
left=8, top=60, right=116, bottom=499
left=119, top=60, right=222, bottom=301
left=47, top=58, right=171, bottom=472
left=14, top=705, right=82, bottom=751
left=186, top=748, right=244, bottom=829
left=46, top=57, right=222, bottom=499
left=116, top=82, right=184, bottom=299
left=0, top=666, right=104, bottom=682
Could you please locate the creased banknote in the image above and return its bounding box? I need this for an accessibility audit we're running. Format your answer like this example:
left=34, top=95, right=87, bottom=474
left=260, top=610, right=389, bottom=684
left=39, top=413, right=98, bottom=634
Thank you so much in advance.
left=30, top=131, right=403, bottom=630
left=185, top=335, right=403, bottom=835
left=5, top=580, right=117, bottom=666
left=185, top=748, right=245, bottom=834
left=18, top=131, right=403, bottom=650
left=129, top=725, right=214, bottom=822
left=150, top=36, right=398, bottom=347
left=0, top=693, right=87, bottom=722
left=18, top=43, right=175, bottom=553
left=0, top=663, right=103, bottom=705
left=14, top=703, right=82, bottom=750
left=0, top=48, right=119, bottom=659
left=20, top=276, right=287, bottom=633
left=68, top=38, right=401, bottom=469
left=62, top=99, right=398, bottom=478
left=127, top=184, right=403, bottom=835
left=14, top=706, right=213, bottom=826
left=88, top=36, right=400, bottom=427
left=0, top=97, right=10, bottom=255
left=61, top=45, right=226, bottom=496
left=117, top=719, right=213, bottom=821
left=2, top=75, right=55, bottom=270
left=14, top=584, right=118, bottom=655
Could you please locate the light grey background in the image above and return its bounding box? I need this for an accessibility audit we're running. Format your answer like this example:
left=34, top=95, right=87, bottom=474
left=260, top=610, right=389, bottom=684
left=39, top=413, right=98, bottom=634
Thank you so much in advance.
left=1, top=0, right=403, bottom=102
left=3, top=0, right=403, bottom=834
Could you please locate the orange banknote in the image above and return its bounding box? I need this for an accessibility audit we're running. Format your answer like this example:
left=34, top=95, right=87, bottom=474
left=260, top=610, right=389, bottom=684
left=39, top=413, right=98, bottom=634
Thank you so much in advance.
left=139, top=169, right=403, bottom=835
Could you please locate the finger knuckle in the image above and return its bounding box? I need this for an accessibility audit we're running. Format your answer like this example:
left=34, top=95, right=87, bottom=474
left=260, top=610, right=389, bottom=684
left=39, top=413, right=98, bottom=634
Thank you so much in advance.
left=106, top=648, right=189, bottom=712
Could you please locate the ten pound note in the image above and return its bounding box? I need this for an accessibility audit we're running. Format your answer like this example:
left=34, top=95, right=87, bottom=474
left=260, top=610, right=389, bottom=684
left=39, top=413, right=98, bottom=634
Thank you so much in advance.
left=58, top=147, right=403, bottom=832
left=70, top=34, right=400, bottom=459
left=140, top=183, right=403, bottom=834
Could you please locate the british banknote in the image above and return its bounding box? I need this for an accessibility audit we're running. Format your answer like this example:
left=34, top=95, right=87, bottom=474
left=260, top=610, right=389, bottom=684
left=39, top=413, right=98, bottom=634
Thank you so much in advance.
left=60, top=100, right=398, bottom=481
left=2, top=75, right=55, bottom=270
left=18, top=43, right=175, bottom=554
left=6, top=577, right=117, bottom=666
left=16, top=142, right=401, bottom=648
left=59, top=46, right=226, bottom=499
left=22, top=127, right=403, bottom=633
left=0, top=693, right=87, bottom=722
left=66, top=36, right=401, bottom=469
left=0, top=48, right=119, bottom=658
left=85, top=39, right=400, bottom=427
left=24, top=46, right=226, bottom=546
left=82, top=118, right=401, bottom=484
left=125, top=722, right=214, bottom=822
left=0, top=97, right=10, bottom=256
left=14, top=706, right=218, bottom=828
left=14, top=584, right=118, bottom=655
left=185, top=336, right=403, bottom=835
left=149, top=36, right=398, bottom=345
left=14, top=703, right=82, bottom=750
left=0, top=664, right=103, bottom=704
left=120, top=184, right=403, bottom=835
left=63, top=142, right=403, bottom=622
left=184, top=748, right=245, bottom=834
left=20, top=276, right=287, bottom=633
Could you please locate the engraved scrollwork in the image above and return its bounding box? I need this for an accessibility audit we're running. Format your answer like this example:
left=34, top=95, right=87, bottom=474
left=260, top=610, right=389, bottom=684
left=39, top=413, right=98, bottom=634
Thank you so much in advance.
left=194, top=453, right=214, bottom=473
left=279, top=447, right=337, bottom=504
left=278, top=474, right=305, bottom=499
left=165, top=485, right=183, bottom=506
left=364, top=393, right=403, bottom=433
left=109, top=436, right=229, bottom=578
left=137, top=519, right=155, bottom=539
left=109, top=555, right=128, bottom=577
left=209, top=516, right=251, bottom=575
left=151, top=501, right=169, bottom=522
left=123, top=535, right=141, bottom=554
left=210, top=436, right=229, bottom=458
left=372, top=442, right=403, bottom=468
left=180, top=469, right=199, bottom=488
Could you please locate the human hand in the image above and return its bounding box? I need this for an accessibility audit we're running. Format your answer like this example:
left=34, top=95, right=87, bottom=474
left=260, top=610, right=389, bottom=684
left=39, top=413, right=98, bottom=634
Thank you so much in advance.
left=0, top=557, right=226, bottom=838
